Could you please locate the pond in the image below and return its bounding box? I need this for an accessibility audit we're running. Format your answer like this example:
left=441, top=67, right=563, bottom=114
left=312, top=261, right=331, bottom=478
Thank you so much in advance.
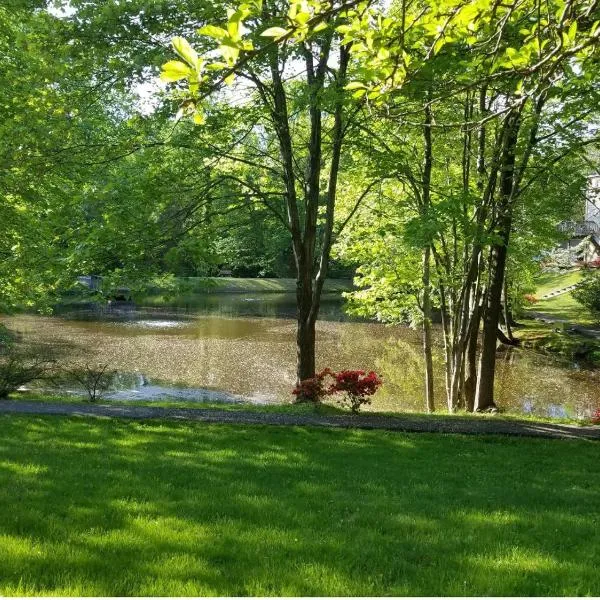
left=5, top=291, right=599, bottom=418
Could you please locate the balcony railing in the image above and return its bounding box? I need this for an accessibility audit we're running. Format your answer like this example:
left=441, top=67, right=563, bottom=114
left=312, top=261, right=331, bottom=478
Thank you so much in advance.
left=557, top=220, right=600, bottom=235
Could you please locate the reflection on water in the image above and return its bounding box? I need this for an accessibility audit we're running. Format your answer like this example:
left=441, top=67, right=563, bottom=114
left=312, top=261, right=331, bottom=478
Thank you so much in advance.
left=59, top=292, right=355, bottom=322
left=5, top=292, right=600, bottom=418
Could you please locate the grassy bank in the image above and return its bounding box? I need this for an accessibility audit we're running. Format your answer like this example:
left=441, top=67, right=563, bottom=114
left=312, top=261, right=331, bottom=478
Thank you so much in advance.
left=516, top=320, right=600, bottom=367
left=8, top=392, right=595, bottom=425
left=524, top=268, right=595, bottom=325
left=518, top=268, right=600, bottom=363
left=57, top=277, right=353, bottom=310
left=533, top=269, right=583, bottom=297
left=148, top=276, right=353, bottom=295
left=0, top=414, right=598, bottom=596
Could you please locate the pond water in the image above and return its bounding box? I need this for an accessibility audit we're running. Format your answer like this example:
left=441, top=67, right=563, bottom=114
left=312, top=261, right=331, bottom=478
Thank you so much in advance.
left=5, top=291, right=600, bottom=418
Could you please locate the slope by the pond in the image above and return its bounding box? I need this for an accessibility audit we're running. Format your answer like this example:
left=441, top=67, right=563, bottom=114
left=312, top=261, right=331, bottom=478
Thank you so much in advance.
left=0, top=415, right=598, bottom=596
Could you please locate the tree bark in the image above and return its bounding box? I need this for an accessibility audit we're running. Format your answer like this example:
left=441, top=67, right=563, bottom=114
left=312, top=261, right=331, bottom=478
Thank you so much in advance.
left=422, top=246, right=435, bottom=412
left=475, top=111, right=520, bottom=411
left=296, top=300, right=317, bottom=382
left=464, top=302, right=481, bottom=412
left=421, top=102, right=435, bottom=412
left=501, top=276, right=516, bottom=341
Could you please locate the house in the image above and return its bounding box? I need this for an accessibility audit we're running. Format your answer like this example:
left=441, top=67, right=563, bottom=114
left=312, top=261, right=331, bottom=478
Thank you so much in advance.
left=557, top=174, right=600, bottom=265
left=76, top=275, right=103, bottom=291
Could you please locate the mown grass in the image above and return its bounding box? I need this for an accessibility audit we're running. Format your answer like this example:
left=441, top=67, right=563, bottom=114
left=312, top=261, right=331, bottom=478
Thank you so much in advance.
left=532, top=294, right=596, bottom=326
left=525, top=268, right=596, bottom=326
left=0, top=415, right=598, bottom=596
left=533, top=269, right=583, bottom=297
left=153, top=276, right=353, bottom=295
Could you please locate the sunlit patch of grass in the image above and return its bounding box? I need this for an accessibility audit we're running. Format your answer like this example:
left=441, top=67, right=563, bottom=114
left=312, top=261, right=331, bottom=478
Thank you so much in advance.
left=0, top=415, right=598, bottom=596
left=524, top=269, right=597, bottom=326
left=144, top=276, right=353, bottom=295
left=533, top=293, right=596, bottom=325
left=533, top=269, right=583, bottom=297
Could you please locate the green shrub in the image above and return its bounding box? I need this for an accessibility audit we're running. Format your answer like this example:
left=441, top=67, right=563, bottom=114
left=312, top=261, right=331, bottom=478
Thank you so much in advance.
left=63, top=362, right=115, bottom=402
left=0, top=344, right=57, bottom=398
left=573, top=271, right=600, bottom=321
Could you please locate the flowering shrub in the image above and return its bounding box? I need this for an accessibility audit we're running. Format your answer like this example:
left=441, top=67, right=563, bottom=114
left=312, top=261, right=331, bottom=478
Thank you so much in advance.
left=523, top=293, right=538, bottom=304
left=330, top=370, right=383, bottom=413
left=592, top=409, right=600, bottom=425
left=292, top=368, right=383, bottom=413
left=291, top=368, right=333, bottom=402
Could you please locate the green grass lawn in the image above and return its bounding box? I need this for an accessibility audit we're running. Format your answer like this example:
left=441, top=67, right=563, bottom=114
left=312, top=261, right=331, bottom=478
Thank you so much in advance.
left=533, top=269, right=583, bottom=297
left=160, top=277, right=353, bottom=294
left=524, top=268, right=597, bottom=325
left=0, top=415, right=598, bottom=596
left=532, top=293, right=597, bottom=325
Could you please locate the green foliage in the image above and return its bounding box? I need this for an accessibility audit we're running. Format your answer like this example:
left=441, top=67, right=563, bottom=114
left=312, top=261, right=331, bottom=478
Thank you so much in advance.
left=0, top=342, right=56, bottom=399
left=573, top=270, right=600, bottom=321
left=63, top=362, right=115, bottom=402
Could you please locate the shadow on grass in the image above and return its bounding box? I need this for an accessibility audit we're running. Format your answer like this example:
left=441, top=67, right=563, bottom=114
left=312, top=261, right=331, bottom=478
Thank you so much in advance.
left=0, top=415, right=598, bottom=595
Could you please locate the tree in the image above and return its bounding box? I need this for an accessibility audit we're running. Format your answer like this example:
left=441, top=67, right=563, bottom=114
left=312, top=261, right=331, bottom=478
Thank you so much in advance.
left=573, top=270, right=600, bottom=321
left=328, top=0, right=600, bottom=411
left=160, top=0, right=376, bottom=385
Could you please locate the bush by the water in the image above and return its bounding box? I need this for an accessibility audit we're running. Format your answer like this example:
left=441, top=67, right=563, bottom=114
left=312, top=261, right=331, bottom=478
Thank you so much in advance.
left=0, top=336, right=57, bottom=398
left=64, top=362, right=115, bottom=402
left=292, top=368, right=383, bottom=412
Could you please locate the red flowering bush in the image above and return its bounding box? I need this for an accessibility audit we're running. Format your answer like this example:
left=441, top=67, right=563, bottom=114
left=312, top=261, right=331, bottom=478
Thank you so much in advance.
left=293, top=368, right=383, bottom=413
left=330, top=370, right=383, bottom=413
left=592, top=409, right=600, bottom=425
left=523, top=293, right=538, bottom=304
left=292, top=368, right=333, bottom=402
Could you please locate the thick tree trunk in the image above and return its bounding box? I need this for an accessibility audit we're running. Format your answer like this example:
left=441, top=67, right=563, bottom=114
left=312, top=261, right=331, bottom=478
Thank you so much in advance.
left=475, top=247, right=507, bottom=411
left=475, top=112, right=520, bottom=412
left=296, top=316, right=316, bottom=383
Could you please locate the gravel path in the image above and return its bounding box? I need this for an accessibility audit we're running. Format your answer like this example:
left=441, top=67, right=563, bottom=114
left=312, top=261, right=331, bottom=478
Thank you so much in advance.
left=0, top=400, right=598, bottom=440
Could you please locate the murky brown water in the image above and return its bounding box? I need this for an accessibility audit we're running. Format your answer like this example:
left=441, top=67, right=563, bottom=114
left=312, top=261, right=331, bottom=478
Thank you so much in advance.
left=5, top=298, right=600, bottom=418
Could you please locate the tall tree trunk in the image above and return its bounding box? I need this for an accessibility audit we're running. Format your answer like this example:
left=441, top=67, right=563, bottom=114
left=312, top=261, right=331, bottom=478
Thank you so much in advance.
left=422, top=246, right=435, bottom=412
left=475, top=111, right=520, bottom=411
left=297, top=307, right=316, bottom=383
left=464, top=302, right=481, bottom=412
left=421, top=102, right=435, bottom=412
left=265, top=34, right=347, bottom=390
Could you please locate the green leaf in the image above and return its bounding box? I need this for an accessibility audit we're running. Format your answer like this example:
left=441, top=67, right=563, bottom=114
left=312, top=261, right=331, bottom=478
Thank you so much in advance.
left=160, top=60, right=192, bottom=82
left=260, top=27, right=289, bottom=39
left=294, top=11, right=310, bottom=25
left=219, top=44, right=239, bottom=65
left=172, top=37, right=199, bottom=68
left=198, top=25, right=229, bottom=40
left=345, top=81, right=367, bottom=90
left=206, top=61, right=228, bottom=71
left=228, top=17, right=240, bottom=41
